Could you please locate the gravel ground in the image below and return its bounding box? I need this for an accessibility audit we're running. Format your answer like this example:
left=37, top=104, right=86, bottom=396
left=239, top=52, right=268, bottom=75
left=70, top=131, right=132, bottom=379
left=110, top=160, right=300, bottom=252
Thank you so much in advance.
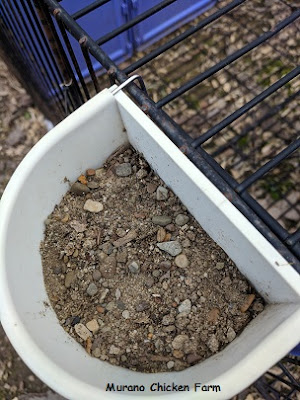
left=0, top=0, right=299, bottom=397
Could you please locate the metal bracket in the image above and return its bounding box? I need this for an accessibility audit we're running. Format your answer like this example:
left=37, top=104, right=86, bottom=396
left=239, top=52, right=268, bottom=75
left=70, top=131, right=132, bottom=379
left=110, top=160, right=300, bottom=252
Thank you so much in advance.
left=111, top=74, right=148, bottom=96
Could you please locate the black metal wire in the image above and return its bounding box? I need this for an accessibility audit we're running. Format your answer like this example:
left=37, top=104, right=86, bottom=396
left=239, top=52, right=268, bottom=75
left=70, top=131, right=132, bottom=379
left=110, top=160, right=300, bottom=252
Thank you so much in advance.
left=236, top=139, right=300, bottom=194
left=156, top=9, right=300, bottom=108
left=21, top=0, right=66, bottom=114
left=192, top=67, right=300, bottom=148
left=124, top=0, right=246, bottom=75
left=72, top=0, right=111, bottom=20
left=96, top=0, right=178, bottom=45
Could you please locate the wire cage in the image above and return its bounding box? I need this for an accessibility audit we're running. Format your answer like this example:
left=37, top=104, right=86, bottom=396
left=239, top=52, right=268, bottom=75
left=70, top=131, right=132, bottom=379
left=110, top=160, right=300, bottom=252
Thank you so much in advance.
left=0, top=0, right=299, bottom=398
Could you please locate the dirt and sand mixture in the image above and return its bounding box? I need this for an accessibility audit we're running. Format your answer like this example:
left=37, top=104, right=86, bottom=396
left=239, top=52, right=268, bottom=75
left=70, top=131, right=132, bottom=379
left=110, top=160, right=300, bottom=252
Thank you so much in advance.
left=41, top=144, right=264, bottom=373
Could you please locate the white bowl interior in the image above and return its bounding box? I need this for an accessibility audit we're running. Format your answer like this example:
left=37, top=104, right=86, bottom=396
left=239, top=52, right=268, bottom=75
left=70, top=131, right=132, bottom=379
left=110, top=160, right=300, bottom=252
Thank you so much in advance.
left=0, top=88, right=299, bottom=400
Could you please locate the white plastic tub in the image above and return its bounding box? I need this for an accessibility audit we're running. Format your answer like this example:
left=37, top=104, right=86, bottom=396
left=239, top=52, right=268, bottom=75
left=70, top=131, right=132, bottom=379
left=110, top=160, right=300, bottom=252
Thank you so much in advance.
left=0, top=88, right=299, bottom=400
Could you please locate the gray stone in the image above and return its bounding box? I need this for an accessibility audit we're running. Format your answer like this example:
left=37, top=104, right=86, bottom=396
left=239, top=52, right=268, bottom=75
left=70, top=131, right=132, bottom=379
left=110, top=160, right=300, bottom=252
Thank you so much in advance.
left=175, top=214, right=190, bottom=226
left=167, top=361, right=175, bottom=369
left=70, top=182, right=90, bottom=195
left=178, top=299, right=191, bottom=314
left=92, top=270, right=101, bottom=281
left=86, top=282, right=98, bottom=296
left=128, top=261, right=140, bottom=274
left=152, top=215, right=172, bottom=226
left=157, top=241, right=182, bottom=256
left=156, top=186, right=168, bottom=201
left=115, top=163, right=132, bottom=177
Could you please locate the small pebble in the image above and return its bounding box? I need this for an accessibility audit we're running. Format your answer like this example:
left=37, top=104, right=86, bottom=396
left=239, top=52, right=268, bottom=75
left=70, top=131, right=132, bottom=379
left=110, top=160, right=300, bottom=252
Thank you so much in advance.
left=92, top=348, right=101, bottom=358
left=116, top=228, right=126, bottom=237
left=74, top=323, right=92, bottom=341
left=227, top=327, right=236, bottom=342
left=157, top=227, right=166, bottom=242
left=78, top=175, right=87, bottom=185
left=216, top=262, right=225, bottom=270
left=152, top=215, right=172, bottom=226
left=207, top=335, right=219, bottom=353
left=84, top=199, right=103, bottom=213
left=109, top=345, right=121, bottom=355
left=86, top=282, right=98, bottom=297
left=115, top=288, right=121, bottom=300
left=70, top=182, right=90, bottom=195
left=86, top=168, right=95, bottom=176
left=115, top=163, right=132, bottom=177
left=136, top=169, right=147, bottom=179
left=156, top=186, right=168, bottom=201
left=92, top=270, right=101, bottom=281
left=160, top=261, right=171, bottom=271
left=175, top=214, right=190, bottom=226
left=173, top=349, right=184, bottom=359
left=122, top=310, right=130, bottom=319
left=172, top=334, right=189, bottom=350
left=145, top=276, right=154, bottom=288
left=99, top=288, right=109, bottom=303
left=87, top=181, right=99, bottom=189
left=178, top=299, right=191, bottom=314
left=157, top=241, right=182, bottom=256
left=86, top=319, right=100, bottom=334
left=167, top=361, right=175, bottom=369
left=64, top=271, right=76, bottom=288
left=128, top=261, right=140, bottom=274
left=100, top=255, right=116, bottom=278
left=162, top=314, right=175, bottom=326
left=175, top=254, right=189, bottom=268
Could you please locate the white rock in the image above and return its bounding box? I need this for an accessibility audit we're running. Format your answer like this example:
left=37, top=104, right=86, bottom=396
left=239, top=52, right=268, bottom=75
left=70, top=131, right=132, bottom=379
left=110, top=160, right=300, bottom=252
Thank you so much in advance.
left=86, top=319, right=100, bottom=334
left=74, top=323, right=92, bottom=340
left=84, top=199, right=103, bottom=213
left=122, top=310, right=130, bottom=319
left=178, top=299, right=191, bottom=314
left=167, top=361, right=175, bottom=369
